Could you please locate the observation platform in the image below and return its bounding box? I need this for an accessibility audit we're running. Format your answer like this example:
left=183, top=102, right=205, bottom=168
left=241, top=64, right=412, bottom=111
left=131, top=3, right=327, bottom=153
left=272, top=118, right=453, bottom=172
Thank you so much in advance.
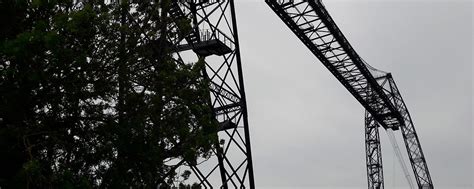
left=177, top=39, right=232, bottom=57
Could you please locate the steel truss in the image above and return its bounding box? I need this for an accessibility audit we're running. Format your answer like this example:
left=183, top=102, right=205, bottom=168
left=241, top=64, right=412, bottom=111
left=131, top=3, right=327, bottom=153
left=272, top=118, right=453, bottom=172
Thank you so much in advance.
left=376, top=74, right=434, bottom=189
left=266, top=0, right=433, bottom=188
left=365, top=111, right=384, bottom=189
left=164, top=0, right=254, bottom=188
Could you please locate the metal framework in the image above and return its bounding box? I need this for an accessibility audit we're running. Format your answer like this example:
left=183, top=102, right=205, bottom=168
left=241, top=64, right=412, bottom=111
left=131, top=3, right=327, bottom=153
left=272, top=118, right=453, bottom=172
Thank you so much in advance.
left=265, top=0, right=433, bottom=188
left=376, top=74, right=434, bottom=189
left=164, top=0, right=255, bottom=188
left=365, top=111, right=384, bottom=189
left=123, top=0, right=433, bottom=188
left=0, top=0, right=435, bottom=188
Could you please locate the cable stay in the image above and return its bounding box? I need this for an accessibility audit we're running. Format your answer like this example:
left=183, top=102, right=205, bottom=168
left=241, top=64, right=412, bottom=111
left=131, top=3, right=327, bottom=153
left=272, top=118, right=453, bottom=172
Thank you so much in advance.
left=386, top=129, right=415, bottom=189
left=361, top=58, right=388, bottom=79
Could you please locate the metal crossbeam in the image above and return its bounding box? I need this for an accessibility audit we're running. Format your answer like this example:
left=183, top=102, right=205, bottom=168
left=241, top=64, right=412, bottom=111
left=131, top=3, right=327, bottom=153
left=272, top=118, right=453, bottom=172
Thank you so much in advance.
left=266, top=0, right=403, bottom=130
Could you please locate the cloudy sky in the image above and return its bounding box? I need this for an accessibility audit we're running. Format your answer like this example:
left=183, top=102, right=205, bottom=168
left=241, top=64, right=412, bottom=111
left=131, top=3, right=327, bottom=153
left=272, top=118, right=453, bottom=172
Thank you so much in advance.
left=231, top=0, right=472, bottom=188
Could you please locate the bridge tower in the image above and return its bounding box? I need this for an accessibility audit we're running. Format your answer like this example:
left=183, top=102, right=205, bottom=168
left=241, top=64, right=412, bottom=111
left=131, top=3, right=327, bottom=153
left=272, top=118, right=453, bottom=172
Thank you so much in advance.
left=165, top=0, right=255, bottom=188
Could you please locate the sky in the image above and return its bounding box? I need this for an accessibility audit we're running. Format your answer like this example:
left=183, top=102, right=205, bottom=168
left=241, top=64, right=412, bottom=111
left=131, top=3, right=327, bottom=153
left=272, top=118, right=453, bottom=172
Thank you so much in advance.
left=231, top=0, right=473, bottom=188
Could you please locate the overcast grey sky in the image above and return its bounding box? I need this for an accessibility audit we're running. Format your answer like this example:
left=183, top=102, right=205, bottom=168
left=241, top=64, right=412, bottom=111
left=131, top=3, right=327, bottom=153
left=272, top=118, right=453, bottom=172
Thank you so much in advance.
left=233, top=0, right=472, bottom=188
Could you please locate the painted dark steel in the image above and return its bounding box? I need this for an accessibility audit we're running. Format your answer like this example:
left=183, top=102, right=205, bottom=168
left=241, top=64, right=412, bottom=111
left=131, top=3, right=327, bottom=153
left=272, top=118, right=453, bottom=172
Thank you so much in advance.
left=166, top=0, right=255, bottom=188
left=381, top=74, right=434, bottom=189
left=265, top=1, right=433, bottom=188
left=365, top=111, right=384, bottom=189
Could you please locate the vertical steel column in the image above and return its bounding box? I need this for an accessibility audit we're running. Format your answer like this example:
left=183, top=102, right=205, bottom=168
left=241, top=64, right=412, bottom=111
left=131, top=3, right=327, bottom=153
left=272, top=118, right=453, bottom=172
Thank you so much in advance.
left=365, top=111, right=384, bottom=189
left=386, top=76, right=433, bottom=189
left=168, top=1, right=255, bottom=188
left=229, top=0, right=256, bottom=188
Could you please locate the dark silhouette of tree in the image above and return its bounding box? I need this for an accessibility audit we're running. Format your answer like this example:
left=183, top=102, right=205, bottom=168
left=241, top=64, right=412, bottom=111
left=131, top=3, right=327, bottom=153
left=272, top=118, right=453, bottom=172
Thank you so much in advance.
left=0, top=0, right=217, bottom=188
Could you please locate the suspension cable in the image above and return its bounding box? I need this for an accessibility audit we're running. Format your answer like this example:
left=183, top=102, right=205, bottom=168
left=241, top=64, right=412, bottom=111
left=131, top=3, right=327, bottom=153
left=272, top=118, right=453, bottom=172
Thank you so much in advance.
left=386, top=129, right=415, bottom=189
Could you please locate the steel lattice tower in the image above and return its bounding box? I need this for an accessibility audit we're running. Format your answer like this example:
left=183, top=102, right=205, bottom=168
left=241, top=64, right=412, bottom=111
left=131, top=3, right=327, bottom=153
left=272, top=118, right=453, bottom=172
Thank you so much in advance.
left=162, top=0, right=255, bottom=188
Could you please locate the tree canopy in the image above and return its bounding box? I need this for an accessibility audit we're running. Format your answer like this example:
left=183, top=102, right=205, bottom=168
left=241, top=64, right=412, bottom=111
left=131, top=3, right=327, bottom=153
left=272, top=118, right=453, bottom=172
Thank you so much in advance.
left=0, top=0, right=217, bottom=187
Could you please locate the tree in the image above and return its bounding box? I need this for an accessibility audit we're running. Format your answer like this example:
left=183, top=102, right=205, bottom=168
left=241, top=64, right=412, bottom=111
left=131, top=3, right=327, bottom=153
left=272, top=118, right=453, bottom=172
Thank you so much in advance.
left=0, top=0, right=217, bottom=187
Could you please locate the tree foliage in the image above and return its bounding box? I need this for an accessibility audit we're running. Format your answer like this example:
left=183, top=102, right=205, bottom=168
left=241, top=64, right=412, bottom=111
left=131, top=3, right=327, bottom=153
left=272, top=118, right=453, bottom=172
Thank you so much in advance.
left=0, top=0, right=217, bottom=187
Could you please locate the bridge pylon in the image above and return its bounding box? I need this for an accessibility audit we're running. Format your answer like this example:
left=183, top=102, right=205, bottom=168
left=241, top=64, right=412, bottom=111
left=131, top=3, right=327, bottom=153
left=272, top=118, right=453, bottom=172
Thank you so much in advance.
left=165, top=1, right=255, bottom=188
